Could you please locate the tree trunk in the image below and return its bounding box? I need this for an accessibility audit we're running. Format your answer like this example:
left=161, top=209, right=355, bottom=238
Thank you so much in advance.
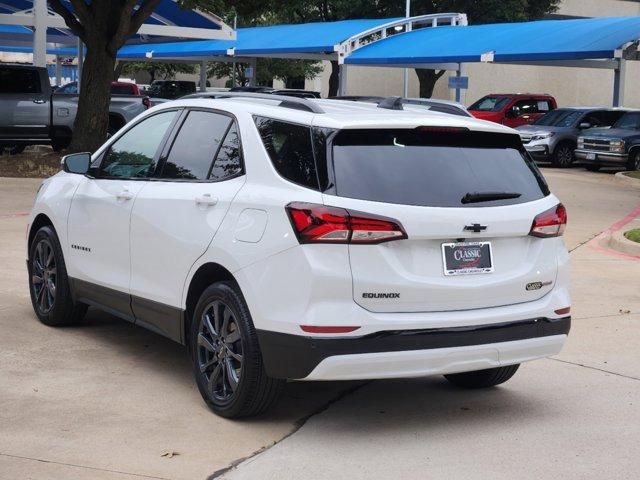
left=329, top=60, right=339, bottom=97
left=69, top=45, right=116, bottom=153
left=414, top=69, right=446, bottom=98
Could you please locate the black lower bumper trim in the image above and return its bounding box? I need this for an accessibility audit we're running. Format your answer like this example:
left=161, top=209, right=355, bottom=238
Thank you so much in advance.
left=257, top=317, right=570, bottom=379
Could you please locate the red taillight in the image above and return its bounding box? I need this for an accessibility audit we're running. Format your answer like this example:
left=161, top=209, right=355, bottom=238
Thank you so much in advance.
left=530, top=204, right=567, bottom=238
left=300, top=325, right=360, bottom=334
left=554, top=307, right=571, bottom=316
left=142, top=97, right=151, bottom=109
left=286, top=202, right=407, bottom=245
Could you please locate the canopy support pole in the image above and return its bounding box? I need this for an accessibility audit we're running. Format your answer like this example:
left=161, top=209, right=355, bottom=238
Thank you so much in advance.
left=249, top=58, right=257, bottom=86
left=199, top=61, right=207, bottom=91
left=32, top=0, right=47, bottom=67
left=613, top=58, right=626, bottom=107
left=55, top=56, right=62, bottom=86
left=77, top=40, right=84, bottom=92
left=455, top=63, right=465, bottom=104
left=338, top=64, right=348, bottom=96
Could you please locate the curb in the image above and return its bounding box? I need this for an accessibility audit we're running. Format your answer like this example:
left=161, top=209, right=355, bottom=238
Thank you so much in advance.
left=608, top=229, right=640, bottom=258
left=614, top=172, right=640, bottom=189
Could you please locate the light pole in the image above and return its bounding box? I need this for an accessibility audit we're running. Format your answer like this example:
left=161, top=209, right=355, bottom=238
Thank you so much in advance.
left=403, top=0, right=410, bottom=97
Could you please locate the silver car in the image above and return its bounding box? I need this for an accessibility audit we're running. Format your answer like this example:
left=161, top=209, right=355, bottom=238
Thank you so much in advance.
left=517, top=108, right=627, bottom=167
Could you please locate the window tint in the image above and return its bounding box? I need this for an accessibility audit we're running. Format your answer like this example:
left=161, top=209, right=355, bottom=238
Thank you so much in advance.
left=331, top=129, right=548, bottom=208
left=255, top=117, right=318, bottom=190
left=161, top=111, right=231, bottom=180
left=210, top=123, right=243, bottom=181
left=587, top=110, right=626, bottom=127
left=0, top=68, right=41, bottom=94
left=613, top=112, right=640, bottom=130
left=100, top=111, right=177, bottom=179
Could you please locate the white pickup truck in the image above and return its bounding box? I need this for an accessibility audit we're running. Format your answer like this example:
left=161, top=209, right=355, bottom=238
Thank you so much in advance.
left=0, top=64, right=150, bottom=153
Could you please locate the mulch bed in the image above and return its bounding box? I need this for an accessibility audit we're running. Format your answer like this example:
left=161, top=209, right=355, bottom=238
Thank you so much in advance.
left=0, top=147, right=63, bottom=178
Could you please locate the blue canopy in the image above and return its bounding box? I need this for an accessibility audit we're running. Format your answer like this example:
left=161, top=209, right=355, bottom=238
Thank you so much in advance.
left=118, top=18, right=400, bottom=59
left=345, top=17, right=640, bottom=65
left=0, top=0, right=230, bottom=47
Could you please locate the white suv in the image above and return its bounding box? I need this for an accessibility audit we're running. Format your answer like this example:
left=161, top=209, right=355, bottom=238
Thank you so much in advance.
left=27, top=94, right=571, bottom=418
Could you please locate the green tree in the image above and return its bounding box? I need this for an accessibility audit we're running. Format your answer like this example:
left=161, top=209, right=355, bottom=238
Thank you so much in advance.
left=207, top=58, right=323, bottom=88
left=114, top=61, right=197, bottom=83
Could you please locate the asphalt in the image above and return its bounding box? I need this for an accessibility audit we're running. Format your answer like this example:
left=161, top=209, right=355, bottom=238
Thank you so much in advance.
left=0, top=169, right=639, bottom=480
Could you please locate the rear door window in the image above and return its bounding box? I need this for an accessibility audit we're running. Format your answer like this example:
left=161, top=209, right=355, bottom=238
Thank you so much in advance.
left=330, top=129, right=548, bottom=208
left=0, top=68, right=41, bottom=94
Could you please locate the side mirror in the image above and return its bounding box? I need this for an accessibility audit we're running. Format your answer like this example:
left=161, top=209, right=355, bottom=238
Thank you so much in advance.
left=61, top=152, right=91, bottom=174
left=578, top=122, right=592, bottom=129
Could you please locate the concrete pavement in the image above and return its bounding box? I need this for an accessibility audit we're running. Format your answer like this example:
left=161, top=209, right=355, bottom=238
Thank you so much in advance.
left=1, top=169, right=639, bottom=480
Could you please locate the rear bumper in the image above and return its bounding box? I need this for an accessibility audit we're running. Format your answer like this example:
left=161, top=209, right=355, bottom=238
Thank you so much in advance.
left=257, top=316, right=570, bottom=380
left=575, top=149, right=628, bottom=165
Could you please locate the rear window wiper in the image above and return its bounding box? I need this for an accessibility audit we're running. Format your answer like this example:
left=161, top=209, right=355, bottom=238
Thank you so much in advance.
left=461, top=191, right=522, bottom=204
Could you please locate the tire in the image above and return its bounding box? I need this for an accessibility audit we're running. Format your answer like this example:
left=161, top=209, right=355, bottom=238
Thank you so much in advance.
left=190, top=281, right=284, bottom=418
left=8, top=144, right=26, bottom=155
left=28, top=226, right=87, bottom=326
left=444, top=364, right=520, bottom=389
left=551, top=142, right=575, bottom=168
left=627, top=150, right=640, bottom=172
left=51, top=139, right=69, bottom=152
left=585, top=164, right=601, bottom=172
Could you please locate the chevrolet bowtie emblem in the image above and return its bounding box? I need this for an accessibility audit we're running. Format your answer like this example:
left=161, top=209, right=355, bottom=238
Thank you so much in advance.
left=463, top=224, right=488, bottom=233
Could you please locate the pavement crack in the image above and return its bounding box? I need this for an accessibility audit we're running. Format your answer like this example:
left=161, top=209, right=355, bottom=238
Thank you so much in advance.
left=207, top=381, right=371, bottom=479
left=0, top=452, right=172, bottom=480
left=569, top=232, right=602, bottom=253
left=549, top=358, right=640, bottom=382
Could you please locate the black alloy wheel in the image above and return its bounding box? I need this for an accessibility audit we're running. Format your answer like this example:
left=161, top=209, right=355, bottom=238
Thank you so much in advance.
left=629, top=150, right=640, bottom=171
left=32, top=238, right=57, bottom=314
left=197, top=300, right=244, bottom=402
left=553, top=142, right=575, bottom=168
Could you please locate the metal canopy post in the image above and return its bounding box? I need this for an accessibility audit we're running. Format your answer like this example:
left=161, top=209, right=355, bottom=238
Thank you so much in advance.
left=55, top=56, right=62, bottom=86
left=32, top=0, right=47, bottom=67
left=338, top=64, right=348, bottom=96
left=455, top=63, right=465, bottom=103
left=613, top=58, right=626, bottom=107
left=199, top=60, right=207, bottom=91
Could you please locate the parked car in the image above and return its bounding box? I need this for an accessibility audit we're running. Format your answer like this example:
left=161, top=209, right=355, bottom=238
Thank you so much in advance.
left=56, top=80, right=143, bottom=96
left=575, top=110, right=640, bottom=171
left=146, top=80, right=197, bottom=99
left=469, top=93, right=557, bottom=127
left=516, top=108, right=627, bottom=167
left=333, top=95, right=472, bottom=117
left=27, top=93, right=570, bottom=418
left=0, top=64, right=150, bottom=151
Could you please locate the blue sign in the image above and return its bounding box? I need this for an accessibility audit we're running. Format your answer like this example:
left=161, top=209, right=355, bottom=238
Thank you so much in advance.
left=448, top=76, right=469, bottom=90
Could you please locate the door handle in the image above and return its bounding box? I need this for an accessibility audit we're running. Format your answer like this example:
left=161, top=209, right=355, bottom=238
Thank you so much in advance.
left=33, top=99, right=46, bottom=104
left=116, top=189, right=135, bottom=201
left=195, top=194, right=218, bottom=207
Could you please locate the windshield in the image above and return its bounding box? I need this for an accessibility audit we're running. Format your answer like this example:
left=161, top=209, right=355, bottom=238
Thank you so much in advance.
left=534, top=109, right=582, bottom=127
left=469, top=96, right=510, bottom=112
left=330, top=129, right=548, bottom=208
left=613, top=112, right=640, bottom=130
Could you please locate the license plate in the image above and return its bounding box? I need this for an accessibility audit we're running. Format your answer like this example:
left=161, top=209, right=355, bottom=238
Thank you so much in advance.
left=586, top=153, right=596, bottom=160
left=442, top=242, right=494, bottom=276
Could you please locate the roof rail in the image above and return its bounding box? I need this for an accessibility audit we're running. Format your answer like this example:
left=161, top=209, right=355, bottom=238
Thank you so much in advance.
left=183, top=91, right=325, bottom=114
left=377, top=97, right=404, bottom=111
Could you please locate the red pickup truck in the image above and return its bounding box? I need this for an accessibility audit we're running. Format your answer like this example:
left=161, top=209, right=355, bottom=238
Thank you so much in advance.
left=469, top=94, right=557, bottom=128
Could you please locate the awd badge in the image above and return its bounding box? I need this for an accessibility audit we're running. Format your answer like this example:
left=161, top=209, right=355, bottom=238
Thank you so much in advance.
left=526, top=281, right=552, bottom=291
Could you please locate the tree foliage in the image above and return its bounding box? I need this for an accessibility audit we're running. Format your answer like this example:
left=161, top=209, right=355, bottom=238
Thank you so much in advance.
left=115, top=61, right=197, bottom=83
left=207, top=58, right=323, bottom=88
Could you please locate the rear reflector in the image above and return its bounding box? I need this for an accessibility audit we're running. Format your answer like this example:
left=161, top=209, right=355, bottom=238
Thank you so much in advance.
left=530, top=204, right=567, bottom=238
left=554, top=307, right=571, bottom=316
left=300, top=325, right=360, bottom=334
left=286, top=202, right=407, bottom=245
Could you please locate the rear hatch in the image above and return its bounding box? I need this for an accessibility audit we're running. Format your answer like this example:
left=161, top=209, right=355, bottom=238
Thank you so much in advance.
left=323, top=127, right=560, bottom=313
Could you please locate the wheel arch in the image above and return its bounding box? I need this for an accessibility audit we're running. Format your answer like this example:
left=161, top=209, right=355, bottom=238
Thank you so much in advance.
left=553, top=138, right=577, bottom=155
left=28, top=213, right=56, bottom=256
left=184, top=262, right=237, bottom=348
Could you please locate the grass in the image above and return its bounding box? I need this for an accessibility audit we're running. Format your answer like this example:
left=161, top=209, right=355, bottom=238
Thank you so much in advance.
left=624, top=171, right=640, bottom=180
left=624, top=229, right=640, bottom=243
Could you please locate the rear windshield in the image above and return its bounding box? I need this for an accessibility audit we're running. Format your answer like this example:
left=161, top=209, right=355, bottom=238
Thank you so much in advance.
left=469, top=96, right=510, bottom=112
left=330, top=129, right=549, bottom=208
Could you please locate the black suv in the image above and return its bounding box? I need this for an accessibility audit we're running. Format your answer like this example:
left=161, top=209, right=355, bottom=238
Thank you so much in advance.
left=576, top=111, right=640, bottom=171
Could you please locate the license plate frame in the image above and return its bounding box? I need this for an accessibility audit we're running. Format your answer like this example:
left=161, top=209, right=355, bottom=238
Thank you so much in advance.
left=586, top=152, right=596, bottom=161
left=442, top=241, right=494, bottom=276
